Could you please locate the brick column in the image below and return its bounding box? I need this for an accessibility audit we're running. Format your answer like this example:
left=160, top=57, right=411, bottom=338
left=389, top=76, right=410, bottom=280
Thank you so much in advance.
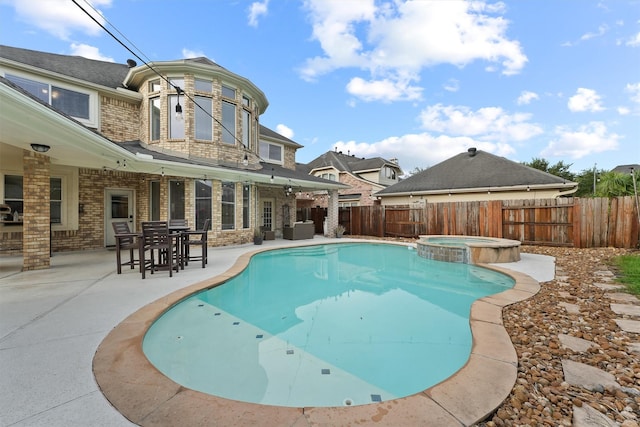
left=23, top=151, right=50, bottom=270
left=326, top=189, right=339, bottom=237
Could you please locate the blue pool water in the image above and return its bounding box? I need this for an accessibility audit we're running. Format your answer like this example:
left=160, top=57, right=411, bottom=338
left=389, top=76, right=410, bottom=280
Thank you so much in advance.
left=143, top=243, right=514, bottom=407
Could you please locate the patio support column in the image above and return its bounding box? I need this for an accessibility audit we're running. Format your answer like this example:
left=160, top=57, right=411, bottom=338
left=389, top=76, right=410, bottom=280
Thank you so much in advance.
left=326, top=189, right=339, bottom=237
left=22, top=150, right=50, bottom=270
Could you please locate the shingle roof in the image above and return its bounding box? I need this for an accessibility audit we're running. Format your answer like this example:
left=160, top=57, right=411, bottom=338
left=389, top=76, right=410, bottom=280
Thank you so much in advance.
left=611, top=164, right=639, bottom=174
left=259, top=124, right=302, bottom=148
left=306, top=150, right=400, bottom=174
left=376, top=148, right=576, bottom=195
left=0, top=45, right=130, bottom=89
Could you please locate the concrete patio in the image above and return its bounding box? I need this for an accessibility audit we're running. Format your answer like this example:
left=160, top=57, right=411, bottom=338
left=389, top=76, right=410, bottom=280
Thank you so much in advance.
left=0, top=238, right=554, bottom=426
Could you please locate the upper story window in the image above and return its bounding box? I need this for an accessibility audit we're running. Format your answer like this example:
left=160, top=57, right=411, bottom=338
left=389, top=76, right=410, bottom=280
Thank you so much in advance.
left=149, top=79, right=161, bottom=92
left=169, top=78, right=184, bottom=91
left=168, top=95, right=184, bottom=139
left=241, top=108, right=250, bottom=148
left=383, top=166, right=397, bottom=180
left=242, top=95, right=250, bottom=107
left=259, top=141, right=283, bottom=164
left=221, top=100, right=235, bottom=144
left=5, top=73, right=96, bottom=127
left=195, top=96, right=213, bottom=140
left=320, top=172, right=337, bottom=181
left=194, top=78, right=211, bottom=92
left=222, top=85, right=236, bottom=99
left=150, top=97, right=161, bottom=140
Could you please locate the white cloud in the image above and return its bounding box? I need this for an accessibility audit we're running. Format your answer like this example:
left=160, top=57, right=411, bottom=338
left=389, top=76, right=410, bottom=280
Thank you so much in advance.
left=418, top=104, right=543, bottom=142
left=248, top=0, right=269, bottom=27
left=70, top=43, right=113, bottom=61
left=542, top=122, right=620, bottom=159
left=276, top=124, right=294, bottom=139
left=300, top=0, right=526, bottom=101
left=580, top=24, right=608, bottom=41
left=626, top=32, right=640, bottom=47
left=625, top=82, right=640, bottom=103
left=617, top=106, right=630, bottom=115
left=443, top=79, right=460, bottom=92
left=516, top=90, right=539, bottom=105
left=182, top=48, right=206, bottom=59
left=346, top=76, right=422, bottom=102
left=568, top=88, right=605, bottom=112
left=332, top=133, right=515, bottom=174
left=3, top=0, right=112, bottom=40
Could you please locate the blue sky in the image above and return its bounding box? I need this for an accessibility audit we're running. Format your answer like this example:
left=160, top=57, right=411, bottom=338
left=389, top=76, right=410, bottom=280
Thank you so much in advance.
left=1, top=0, right=638, bottom=175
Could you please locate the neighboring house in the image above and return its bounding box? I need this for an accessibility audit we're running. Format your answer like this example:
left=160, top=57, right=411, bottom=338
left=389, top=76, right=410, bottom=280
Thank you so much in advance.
left=611, top=164, right=639, bottom=175
left=297, top=149, right=403, bottom=208
left=375, top=148, right=578, bottom=206
left=0, top=45, right=346, bottom=270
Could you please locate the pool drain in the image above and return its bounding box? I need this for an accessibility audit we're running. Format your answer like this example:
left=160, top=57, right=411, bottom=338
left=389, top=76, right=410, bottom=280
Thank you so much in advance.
left=343, top=398, right=353, bottom=406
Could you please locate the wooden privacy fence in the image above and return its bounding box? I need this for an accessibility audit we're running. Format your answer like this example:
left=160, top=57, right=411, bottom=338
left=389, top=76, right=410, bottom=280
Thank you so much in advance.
left=330, top=196, right=639, bottom=248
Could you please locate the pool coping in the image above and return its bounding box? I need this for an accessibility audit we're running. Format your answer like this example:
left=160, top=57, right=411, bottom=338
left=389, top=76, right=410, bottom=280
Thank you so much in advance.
left=93, top=241, right=541, bottom=426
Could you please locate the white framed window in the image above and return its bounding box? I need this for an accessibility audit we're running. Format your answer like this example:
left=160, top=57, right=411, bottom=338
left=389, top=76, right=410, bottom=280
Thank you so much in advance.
left=149, top=79, right=161, bottom=93
left=195, top=180, right=212, bottom=230
left=320, top=172, right=337, bottom=181
left=242, top=108, right=250, bottom=148
left=221, top=182, right=235, bottom=230
left=222, top=85, right=236, bottom=99
left=5, top=73, right=98, bottom=127
left=259, top=140, right=283, bottom=164
left=195, top=78, right=212, bottom=92
left=221, top=100, right=235, bottom=144
left=195, top=96, right=213, bottom=140
left=3, top=175, right=64, bottom=224
left=168, top=95, right=185, bottom=139
left=150, top=97, right=160, bottom=140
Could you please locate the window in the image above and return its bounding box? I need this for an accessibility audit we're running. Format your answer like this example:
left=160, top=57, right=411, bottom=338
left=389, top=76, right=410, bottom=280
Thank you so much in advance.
left=149, top=79, right=161, bottom=92
left=259, top=141, right=283, bottom=163
left=221, top=182, right=235, bottom=230
left=222, top=85, right=236, bottom=99
left=195, top=78, right=211, bottom=92
left=242, top=95, right=250, bottom=107
left=195, top=96, right=213, bottom=140
left=6, top=73, right=94, bottom=125
left=242, top=108, right=250, bottom=147
left=150, top=97, right=161, bottom=140
left=3, top=175, right=62, bottom=223
left=50, top=178, right=62, bottom=223
left=168, top=95, right=185, bottom=139
left=169, top=78, right=185, bottom=91
left=169, top=180, right=185, bottom=220
left=242, top=184, right=250, bottom=229
left=195, top=180, right=212, bottom=230
left=222, top=100, right=236, bottom=144
left=321, top=173, right=337, bottom=181
left=384, top=166, right=397, bottom=180
left=149, top=181, right=160, bottom=221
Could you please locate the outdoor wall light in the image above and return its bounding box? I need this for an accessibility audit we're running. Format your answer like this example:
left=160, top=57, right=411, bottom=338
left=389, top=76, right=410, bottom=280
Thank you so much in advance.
left=243, top=154, right=249, bottom=166
left=30, top=143, right=50, bottom=153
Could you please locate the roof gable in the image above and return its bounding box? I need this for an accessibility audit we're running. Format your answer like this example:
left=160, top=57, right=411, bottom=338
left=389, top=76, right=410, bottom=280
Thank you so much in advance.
left=306, top=150, right=400, bottom=174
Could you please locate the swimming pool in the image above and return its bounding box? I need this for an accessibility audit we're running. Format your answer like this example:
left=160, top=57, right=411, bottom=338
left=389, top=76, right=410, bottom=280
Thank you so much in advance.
left=143, top=243, right=514, bottom=407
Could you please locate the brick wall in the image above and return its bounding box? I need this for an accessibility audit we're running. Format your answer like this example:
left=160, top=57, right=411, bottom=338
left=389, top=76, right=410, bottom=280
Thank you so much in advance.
left=100, top=96, right=140, bottom=142
left=22, top=152, right=50, bottom=270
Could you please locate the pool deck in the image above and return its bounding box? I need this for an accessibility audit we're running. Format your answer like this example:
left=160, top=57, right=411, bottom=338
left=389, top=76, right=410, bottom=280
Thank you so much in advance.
left=0, top=237, right=554, bottom=426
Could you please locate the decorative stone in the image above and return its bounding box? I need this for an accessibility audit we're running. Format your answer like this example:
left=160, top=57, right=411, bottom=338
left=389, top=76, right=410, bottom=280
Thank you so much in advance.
left=562, top=360, right=619, bottom=392
left=573, top=404, right=618, bottom=427
left=615, top=319, right=640, bottom=334
left=558, top=334, right=595, bottom=352
left=611, top=303, right=640, bottom=316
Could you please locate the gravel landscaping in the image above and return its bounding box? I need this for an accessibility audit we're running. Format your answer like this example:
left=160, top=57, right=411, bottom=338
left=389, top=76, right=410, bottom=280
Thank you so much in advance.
left=479, top=246, right=639, bottom=427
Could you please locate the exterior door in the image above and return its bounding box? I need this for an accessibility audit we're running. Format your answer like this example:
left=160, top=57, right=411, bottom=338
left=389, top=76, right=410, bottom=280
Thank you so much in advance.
left=105, top=189, right=135, bottom=246
left=261, top=198, right=274, bottom=231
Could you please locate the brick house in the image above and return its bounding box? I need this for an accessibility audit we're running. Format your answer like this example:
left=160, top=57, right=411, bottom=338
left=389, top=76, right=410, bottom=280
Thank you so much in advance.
left=296, top=149, right=402, bottom=208
left=0, top=45, right=346, bottom=270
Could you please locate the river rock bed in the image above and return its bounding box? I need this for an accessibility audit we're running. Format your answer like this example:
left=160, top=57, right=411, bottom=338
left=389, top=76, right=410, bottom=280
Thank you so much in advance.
left=479, top=246, right=639, bottom=427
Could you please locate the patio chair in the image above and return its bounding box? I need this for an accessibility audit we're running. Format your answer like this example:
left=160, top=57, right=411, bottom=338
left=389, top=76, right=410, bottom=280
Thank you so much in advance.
left=183, top=219, right=210, bottom=268
left=112, top=221, right=140, bottom=274
left=140, top=221, right=179, bottom=279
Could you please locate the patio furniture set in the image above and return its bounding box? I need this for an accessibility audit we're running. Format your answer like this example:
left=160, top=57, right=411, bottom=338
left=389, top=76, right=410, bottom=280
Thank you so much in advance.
left=113, top=219, right=210, bottom=278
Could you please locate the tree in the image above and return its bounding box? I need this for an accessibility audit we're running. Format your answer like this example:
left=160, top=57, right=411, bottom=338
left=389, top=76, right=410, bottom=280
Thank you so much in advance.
left=595, top=171, right=639, bottom=197
left=522, top=158, right=575, bottom=182
left=574, top=167, right=606, bottom=197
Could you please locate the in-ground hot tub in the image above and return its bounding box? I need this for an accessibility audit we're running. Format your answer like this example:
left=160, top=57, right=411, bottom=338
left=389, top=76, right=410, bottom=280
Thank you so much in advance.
left=417, top=235, right=521, bottom=264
